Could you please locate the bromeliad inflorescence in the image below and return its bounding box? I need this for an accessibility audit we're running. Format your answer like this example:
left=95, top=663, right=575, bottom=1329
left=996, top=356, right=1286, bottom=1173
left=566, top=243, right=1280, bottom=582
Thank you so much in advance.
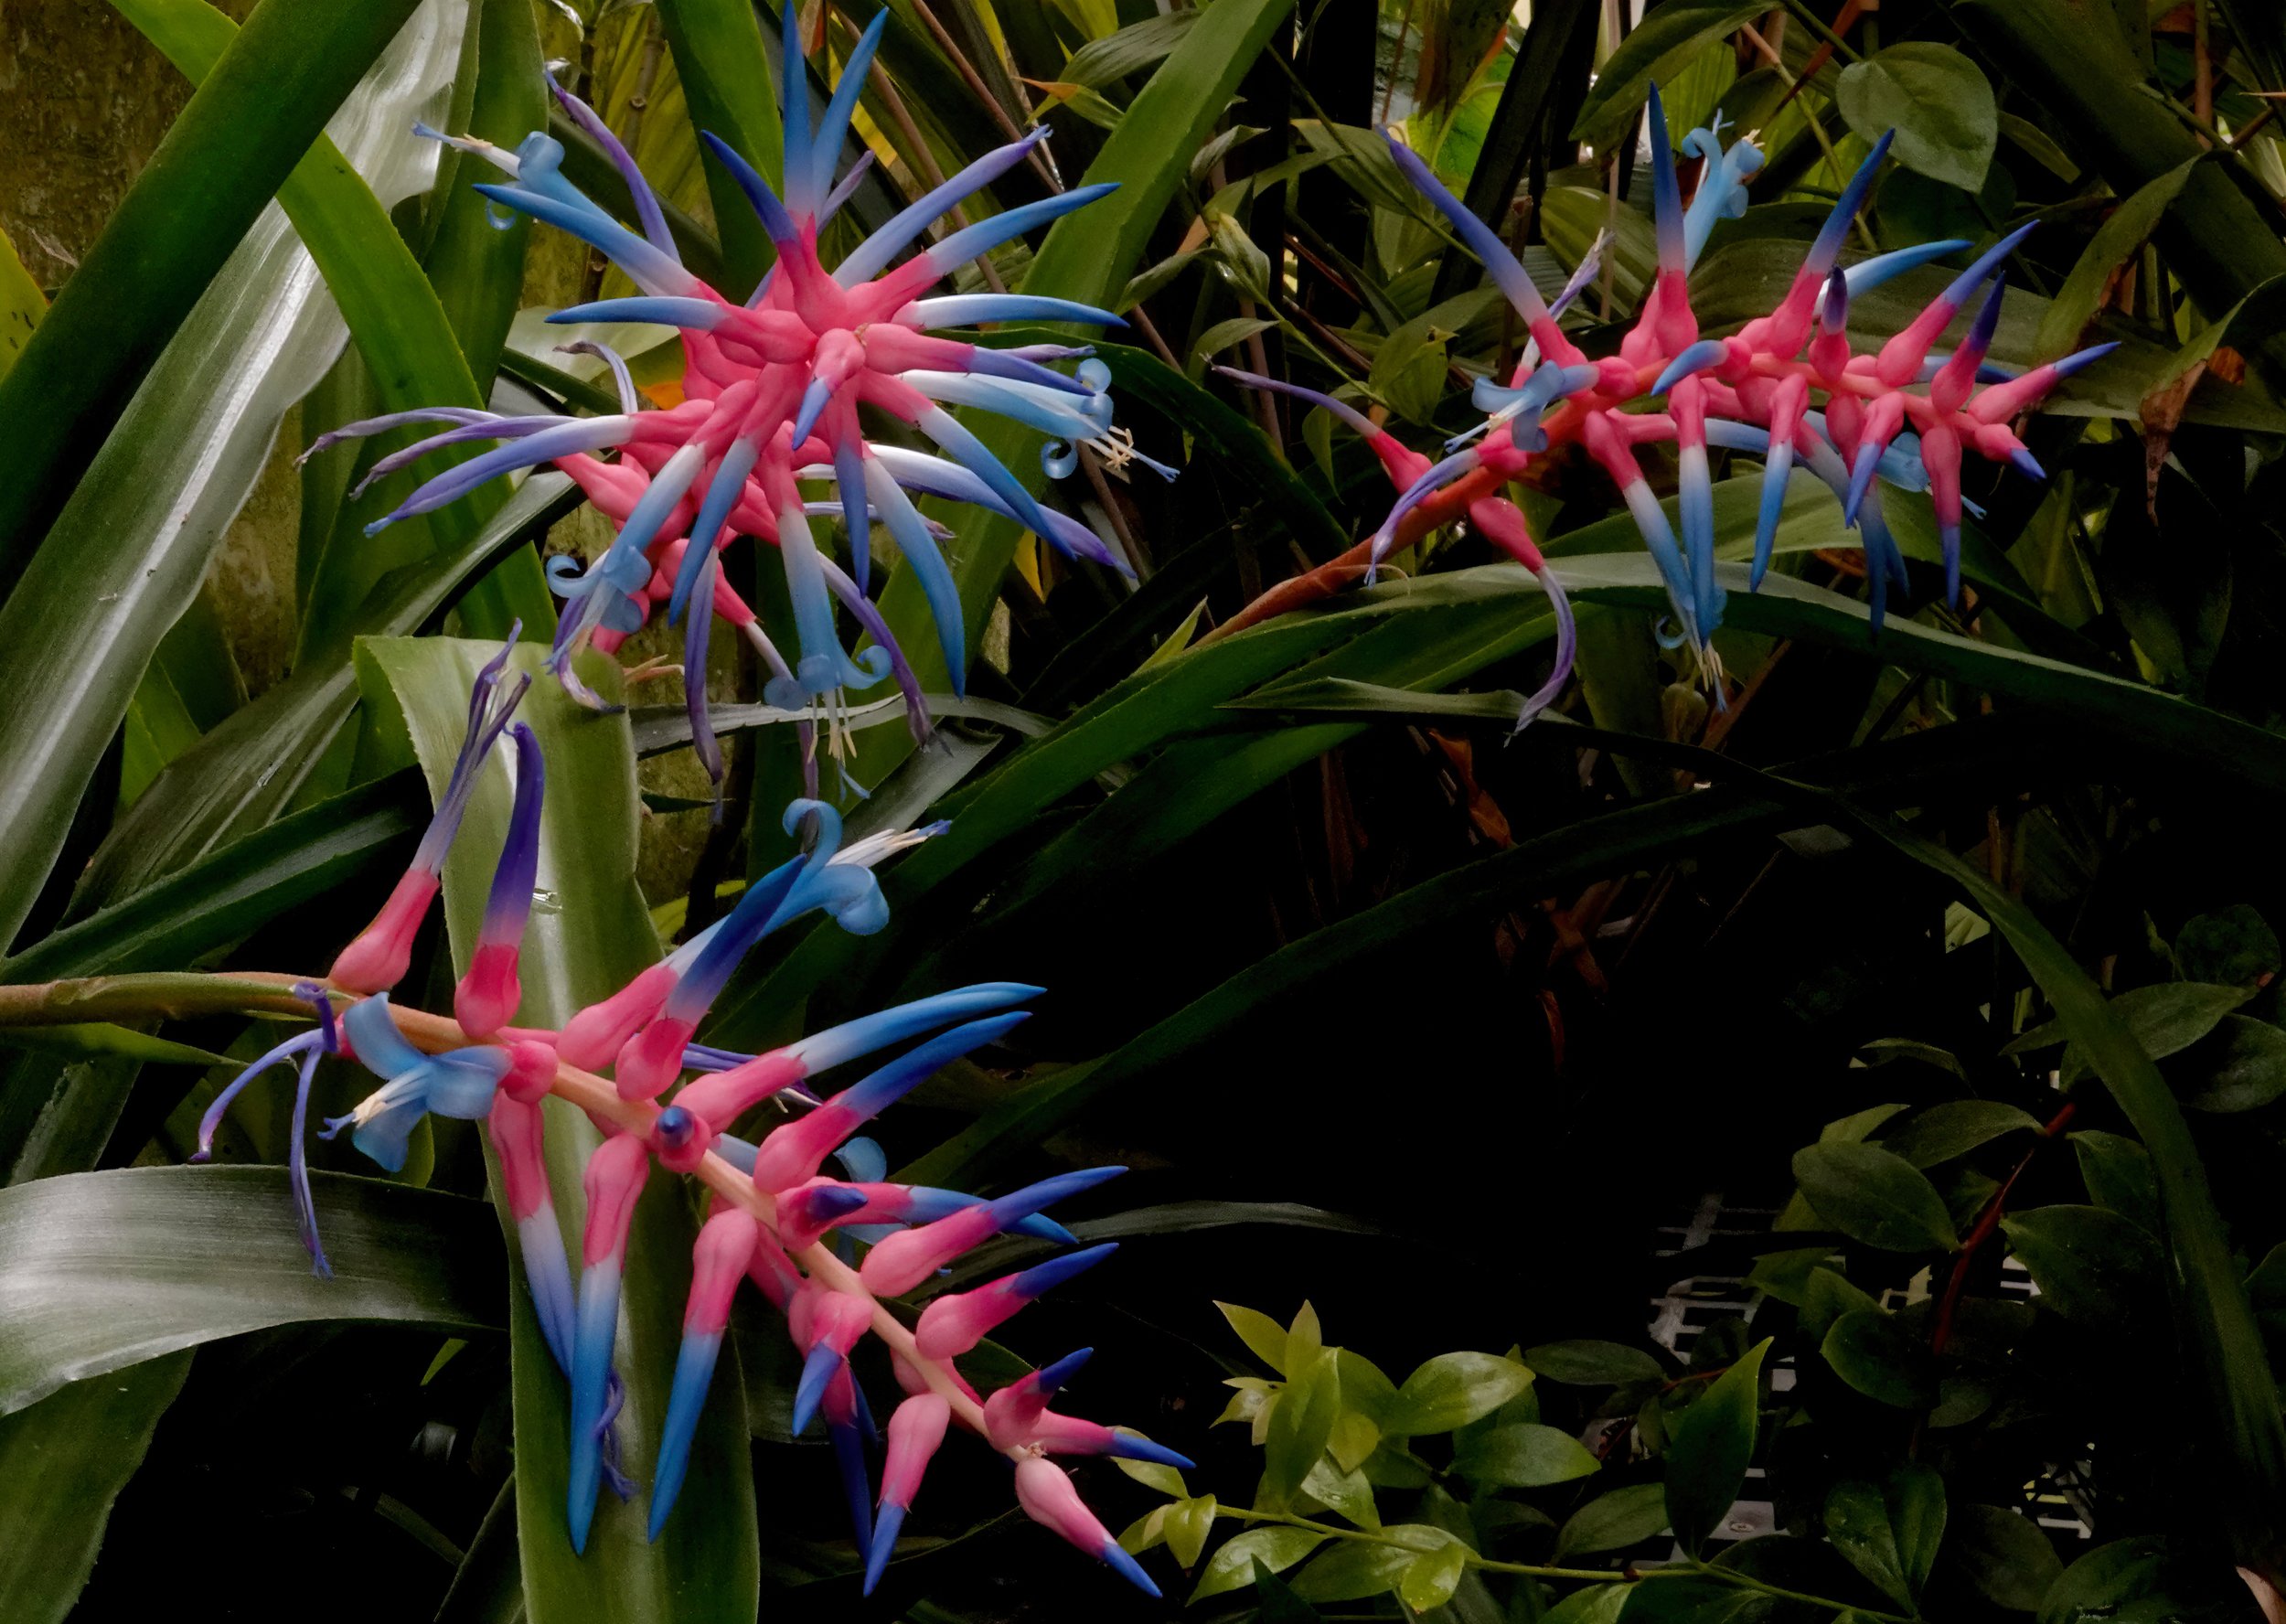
left=203, top=634, right=1173, bottom=1592
left=1229, top=92, right=2112, bottom=723
left=305, top=6, right=1165, bottom=794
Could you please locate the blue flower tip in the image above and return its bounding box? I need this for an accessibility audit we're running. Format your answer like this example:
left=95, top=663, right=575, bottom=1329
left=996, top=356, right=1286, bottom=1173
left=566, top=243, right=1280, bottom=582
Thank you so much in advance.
left=1101, top=1541, right=1161, bottom=1598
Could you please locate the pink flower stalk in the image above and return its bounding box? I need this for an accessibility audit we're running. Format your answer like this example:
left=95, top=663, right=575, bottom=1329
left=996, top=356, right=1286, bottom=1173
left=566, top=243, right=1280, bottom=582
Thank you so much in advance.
left=331, top=633, right=529, bottom=992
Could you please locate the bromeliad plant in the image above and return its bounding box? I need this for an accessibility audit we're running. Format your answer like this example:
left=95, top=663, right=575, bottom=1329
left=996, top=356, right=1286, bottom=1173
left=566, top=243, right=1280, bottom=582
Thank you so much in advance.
left=308, top=7, right=1162, bottom=789
left=186, top=636, right=1179, bottom=1589
left=1227, top=91, right=2112, bottom=721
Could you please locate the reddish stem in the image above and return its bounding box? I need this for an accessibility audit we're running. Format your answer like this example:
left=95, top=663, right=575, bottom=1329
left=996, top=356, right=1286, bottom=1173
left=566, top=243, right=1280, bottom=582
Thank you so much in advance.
left=1926, top=1099, right=2078, bottom=1361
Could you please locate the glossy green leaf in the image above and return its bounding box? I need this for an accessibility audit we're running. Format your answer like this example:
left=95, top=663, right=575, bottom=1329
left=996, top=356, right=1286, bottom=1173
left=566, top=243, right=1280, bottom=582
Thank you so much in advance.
left=1555, top=1483, right=1671, bottom=1558
left=1825, top=1479, right=1914, bottom=1608
left=1875, top=1100, right=2044, bottom=1168
left=1287, top=1536, right=1415, bottom=1602
left=1219, top=1301, right=1294, bottom=1373
left=0, top=1165, right=500, bottom=1415
left=655, top=0, right=784, bottom=289
left=1835, top=44, right=1997, bottom=191
left=359, top=637, right=759, bottom=1624
left=1453, top=1422, right=1600, bottom=1488
left=1945, top=1503, right=2062, bottom=1612
left=0, top=0, right=426, bottom=569
left=1525, top=1340, right=1667, bottom=1387
left=2001, top=1205, right=2163, bottom=1321
left=2034, top=158, right=2202, bottom=360
left=2070, top=1130, right=2159, bottom=1234
left=0, top=3, right=471, bottom=950
left=1821, top=1309, right=1937, bottom=1408
left=0, top=1351, right=191, bottom=1624
left=1191, top=1527, right=1326, bottom=1602
left=2176, top=906, right=2281, bottom=987
left=1265, top=1348, right=1342, bottom=1504
left=1401, top=1542, right=1469, bottom=1613
left=434, top=1480, right=524, bottom=1624
left=77, top=474, right=576, bottom=912
left=1544, top=1583, right=1633, bottom=1624
left=6, top=775, right=420, bottom=984
left=0, top=1022, right=223, bottom=1069
left=1570, top=2, right=1764, bottom=149
left=2038, top=1536, right=2171, bottom=1624
left=1383, top=1352, right=1533, bottom=1436
left=2175, top=1016, right=2286, bottom=1112
left=1662, top=1338, right=1768, bottom=1553
left=1792, top=1141, right=1960, bottom=1252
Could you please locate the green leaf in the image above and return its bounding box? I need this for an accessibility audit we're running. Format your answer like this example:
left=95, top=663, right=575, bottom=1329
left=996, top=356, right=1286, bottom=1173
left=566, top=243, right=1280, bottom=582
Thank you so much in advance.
left=1218, top=1300, right=1293, bottom=1373
left=434, top=1480, right=523, bottom=1624
left=1556, top=1483, right=1672, bottom=1557
left=1190, top=315, right=1278, bottom=376
left=1061, top=9, right=1199, bottom=88
left=0, top=1023, right=226, bottom=1069
left=0, top=1165, right=498, bottom=1415
left=2070, top=1131, right=2159, bottom=1234
left=0, top=2, right=473, bottom=948
left=2038, top=1536, right=2170, bottom=1624
left=1191, top=1527, right=1326, bottom=1601
left=1167, top=1494, right=1218, bottom=1568
left=5, top=775, right=418, bottom=983
left=2001, top=1205, right=2163, bottom=1321
left=1662, top=1338, right=1768, bottom=1553
left=1265, top=1349, right=1342, bottom=1505
left=654, top=0, right=784, bottom=288
left=360, top=638, right=757, bottom=1623
left=0, top=1351, right=190, bottom=1624
left=1383, top=1352, right=1533, bottom=1435
left=1453, top=1422, right=1600, bottom=1488
left=0, top=226, right=41, bottom=382
left=2175, top=1016, right=2286, bottom=1112
left=1792, top=1141, right=1960, bottom=1252
left=1300, top=1458, right=1379, bottom=1528
left=1835, top=43, right=1998, bottom=191
left=1887, top=1462, right=1949, bottom=1597
left=2033, top=158, right=2202, bottom=361
left=1525, top=1340, right=1667, bottom=1387
left=1570, top=1, right=1766, bottom=149
left=1821, top=1309, right=1937, bottom=1408
left=1289, top=1533, right=1442, bottom=1602
left=1400, top=1544, right=1469, bottom=1613
left=1944, top=1503, right=2062, bottom=1612
left=0, top=0, right=425, bottom=571
left=1876, top=1100, right=2044, bottom=1168
left=2174, top=905, right=2281, bottom=988
left=1544, top=1584, right=1633, bottom=1624
left=1825, top=1480, right=1913, bottom=1608
left=76, top=475, right=575, bottom=911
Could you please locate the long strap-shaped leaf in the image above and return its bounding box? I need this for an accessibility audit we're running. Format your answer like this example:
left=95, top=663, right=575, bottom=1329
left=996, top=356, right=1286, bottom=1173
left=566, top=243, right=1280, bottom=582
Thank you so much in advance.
left=358, top=637, right=760, bottom=1624
left=0, top=0, right=424, bottom=574
left=0, top=1164, right=502, bottom=1416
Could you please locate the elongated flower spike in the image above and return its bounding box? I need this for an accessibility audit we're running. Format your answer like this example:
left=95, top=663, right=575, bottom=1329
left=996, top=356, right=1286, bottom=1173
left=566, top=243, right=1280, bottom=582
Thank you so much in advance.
left=983, top=1346, right=1093, bottom=1449
left=1228, top=101, right=2086, bottom=701
left=1015, top=1455, right=1162, bottom=1597
left=569, top=1130, right=651, bottom=1551
left=332, top=632, right=528, bottom=993
left=649, top=1207, right=761, bottom=1539
left=913, top=1242, right=1117, bottom=1361
left=867, top=1392, right=951, bottom=1594
left=456, top=721, right=544, bottom=1039
left=322, top=36, right=1167, bottom=771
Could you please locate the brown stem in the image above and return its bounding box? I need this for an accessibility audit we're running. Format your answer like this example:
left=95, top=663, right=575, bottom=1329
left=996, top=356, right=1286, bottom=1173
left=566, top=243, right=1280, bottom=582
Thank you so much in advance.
left=1927, top=1098, right=2078, bottom=1361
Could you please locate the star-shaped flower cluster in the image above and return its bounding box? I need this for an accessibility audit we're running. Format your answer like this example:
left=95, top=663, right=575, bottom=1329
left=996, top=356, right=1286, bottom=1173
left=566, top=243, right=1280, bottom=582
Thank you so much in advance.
left=311, top=7, right=1163, bottom=792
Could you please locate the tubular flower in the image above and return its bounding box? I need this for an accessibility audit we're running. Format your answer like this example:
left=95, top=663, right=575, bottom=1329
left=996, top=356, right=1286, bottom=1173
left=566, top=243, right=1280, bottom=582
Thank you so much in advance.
left=306, top=9, right=1169, bottom=788
left=1232, top=94, right=2111, bottom=721
left=200, top=647, right=1183, bottom=1594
